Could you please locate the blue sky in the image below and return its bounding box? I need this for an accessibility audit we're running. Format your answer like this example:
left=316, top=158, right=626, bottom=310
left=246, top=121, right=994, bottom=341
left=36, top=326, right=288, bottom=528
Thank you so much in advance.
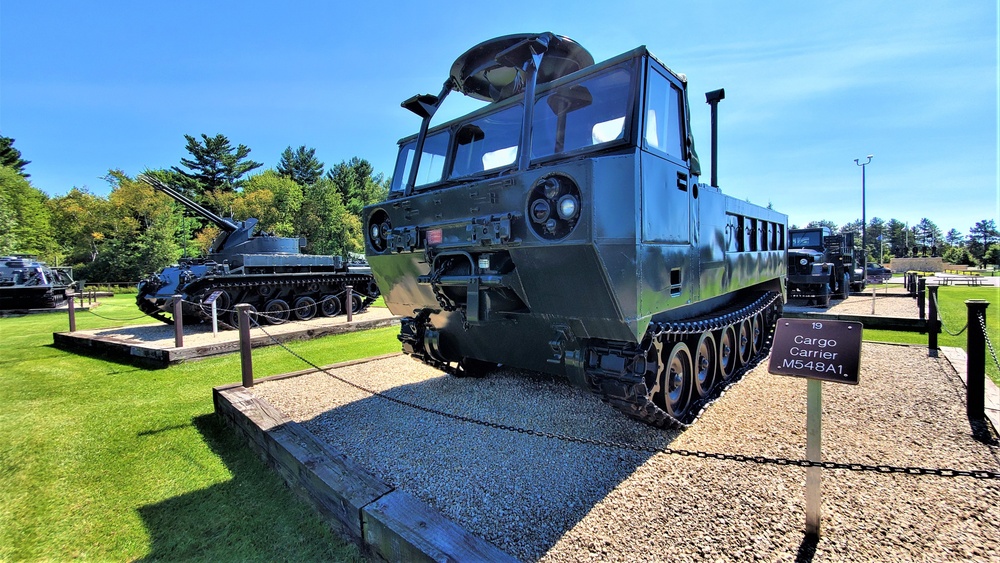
left=1, top=1, right=997, bottom=235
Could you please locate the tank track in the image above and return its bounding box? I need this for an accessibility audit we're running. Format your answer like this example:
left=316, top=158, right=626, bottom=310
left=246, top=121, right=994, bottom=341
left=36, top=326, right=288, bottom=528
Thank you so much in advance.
left=585, top=291, right=783, bottom=429
left=399, top=291, right=783, bottom=429
left=137, top=272, right=379, bottom=325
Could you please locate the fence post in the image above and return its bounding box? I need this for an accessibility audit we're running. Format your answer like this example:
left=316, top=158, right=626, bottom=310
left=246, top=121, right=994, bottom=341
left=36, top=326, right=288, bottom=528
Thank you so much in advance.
left=346, top=285, right=354, bottom=323
left=917, top=277, right=926, bottom=320
left=237, top=304, right=254, bottom=387
left=172, top=294, right=184, bottom=348
left=67, top=292, right=77, bottom=332
left=965, top=299, right=989, bottom=420
left=927, top=285, right=938, bottom=357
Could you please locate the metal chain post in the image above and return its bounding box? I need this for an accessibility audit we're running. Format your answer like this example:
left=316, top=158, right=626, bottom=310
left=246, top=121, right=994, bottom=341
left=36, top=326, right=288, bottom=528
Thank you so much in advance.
left=965, top=300, right=989, bottom=420
left=927, top=285, right=938, bottom=357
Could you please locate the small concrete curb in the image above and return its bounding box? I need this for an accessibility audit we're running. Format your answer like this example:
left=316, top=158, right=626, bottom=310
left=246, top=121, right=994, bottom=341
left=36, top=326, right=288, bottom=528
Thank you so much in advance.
left=940, top=346, right=1000, bottom=434
left=213, top=360, right=519, bottom=563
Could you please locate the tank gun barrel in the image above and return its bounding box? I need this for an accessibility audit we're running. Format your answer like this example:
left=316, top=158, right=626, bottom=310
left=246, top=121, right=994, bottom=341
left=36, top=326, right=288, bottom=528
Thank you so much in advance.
left=139, top=175, right=238, bottom=232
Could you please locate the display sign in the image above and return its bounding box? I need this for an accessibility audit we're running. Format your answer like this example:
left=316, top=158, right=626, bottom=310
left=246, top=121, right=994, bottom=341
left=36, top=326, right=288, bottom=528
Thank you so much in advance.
left=768, top=318, right=863, bottom=385
left=203, top=290, right=225, bottom=305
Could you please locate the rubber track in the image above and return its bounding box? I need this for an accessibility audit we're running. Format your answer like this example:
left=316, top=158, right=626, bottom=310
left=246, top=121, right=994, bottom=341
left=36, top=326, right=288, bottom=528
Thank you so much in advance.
left=587, top=291, right=783, bottom=429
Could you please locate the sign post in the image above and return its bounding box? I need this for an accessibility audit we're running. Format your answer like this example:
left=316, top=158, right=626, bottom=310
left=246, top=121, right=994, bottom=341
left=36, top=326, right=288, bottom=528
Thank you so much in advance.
left=768, top=318, right=863, bottom=537
left=203, top=290, right=224, bottom=338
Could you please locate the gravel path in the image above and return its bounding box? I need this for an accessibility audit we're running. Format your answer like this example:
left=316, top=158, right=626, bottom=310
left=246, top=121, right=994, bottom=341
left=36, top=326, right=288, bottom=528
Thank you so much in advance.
left=252, top=322, right=1000, bottom=561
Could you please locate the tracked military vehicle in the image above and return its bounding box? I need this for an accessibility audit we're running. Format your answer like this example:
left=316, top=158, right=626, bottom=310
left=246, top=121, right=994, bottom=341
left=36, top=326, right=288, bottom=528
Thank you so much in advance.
left=136, top=176, right=379, bottom=327
left=363, top=33, right=787, bottom=427
left=0, top=256, right=75, bottom=309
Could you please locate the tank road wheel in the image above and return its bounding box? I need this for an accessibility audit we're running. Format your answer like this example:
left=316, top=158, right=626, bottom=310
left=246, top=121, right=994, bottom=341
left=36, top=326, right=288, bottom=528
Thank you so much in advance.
left=344, top=292, right=364, bottom=314
left=319, top=294, right=342, bottom=317
left=263, top=299, right=290, bottom=324
left=750, top=312, right=765, bottom=356
left=737, top=319, right=754, bottom=366
left=717, top=324, right=738, bottom=381
left=293, top=296, right=317, bottom=321
left=228, top=304, right=257, bottom=329
left=660, top=342, right=694, bottom=420
left=690, top=331, right=718, bottom=399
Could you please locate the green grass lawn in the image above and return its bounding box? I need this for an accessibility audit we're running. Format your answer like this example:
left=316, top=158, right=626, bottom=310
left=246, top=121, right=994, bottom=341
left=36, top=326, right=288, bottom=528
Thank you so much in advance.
left=0, top=295, right=399, bottom=561
left=862, top=284, right=1000, bottom=385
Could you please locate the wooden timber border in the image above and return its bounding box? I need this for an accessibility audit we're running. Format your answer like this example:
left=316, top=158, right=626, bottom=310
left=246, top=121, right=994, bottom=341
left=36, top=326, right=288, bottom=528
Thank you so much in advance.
left=53, top=315, right=400, bottom=367
left=213, top=358, right=518, bottom=563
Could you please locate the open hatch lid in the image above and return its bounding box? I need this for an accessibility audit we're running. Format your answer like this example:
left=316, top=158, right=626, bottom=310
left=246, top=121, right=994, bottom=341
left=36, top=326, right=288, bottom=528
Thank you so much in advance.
left=449, top=33, right=594, bottom=102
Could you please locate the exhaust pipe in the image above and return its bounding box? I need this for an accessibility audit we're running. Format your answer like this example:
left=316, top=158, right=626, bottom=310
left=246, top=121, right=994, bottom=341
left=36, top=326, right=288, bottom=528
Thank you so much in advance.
left=705, top=88, right=725, bottom=188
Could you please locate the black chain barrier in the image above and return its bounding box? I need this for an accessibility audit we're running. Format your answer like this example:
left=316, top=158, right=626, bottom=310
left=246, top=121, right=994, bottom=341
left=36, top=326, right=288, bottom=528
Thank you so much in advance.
left=932, top=292, right=968, bottom=337
left=979, top=311, right=1000, bottom=374
left=248, top=323, right=1000, bottom=481
left=83, top=309, right=151, bottom=322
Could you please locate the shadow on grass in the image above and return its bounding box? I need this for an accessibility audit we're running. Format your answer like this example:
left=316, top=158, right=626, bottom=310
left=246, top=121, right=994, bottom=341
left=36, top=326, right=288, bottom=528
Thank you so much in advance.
left=135, top=414, right=361, bottom=562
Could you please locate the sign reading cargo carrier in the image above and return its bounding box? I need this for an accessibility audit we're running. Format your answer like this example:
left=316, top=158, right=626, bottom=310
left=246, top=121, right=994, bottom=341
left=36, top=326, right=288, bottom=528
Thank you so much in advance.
left=768, top=319, right=863, bottom=385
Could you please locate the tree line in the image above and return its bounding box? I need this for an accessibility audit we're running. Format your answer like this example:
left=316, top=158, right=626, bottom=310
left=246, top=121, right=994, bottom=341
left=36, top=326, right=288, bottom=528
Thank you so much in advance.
left=0, top=134, right=388, bottom=282
left=794, top=216, right=1000, bottom=267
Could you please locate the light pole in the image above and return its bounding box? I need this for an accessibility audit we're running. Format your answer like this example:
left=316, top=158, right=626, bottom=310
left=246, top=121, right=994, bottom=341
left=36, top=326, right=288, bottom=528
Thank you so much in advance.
left=854, top=155, right=873, bottom=262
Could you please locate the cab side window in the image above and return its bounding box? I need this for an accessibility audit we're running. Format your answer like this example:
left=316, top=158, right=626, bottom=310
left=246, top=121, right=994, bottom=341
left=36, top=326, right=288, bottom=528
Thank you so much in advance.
left=644, top=70, right=684, bottom=159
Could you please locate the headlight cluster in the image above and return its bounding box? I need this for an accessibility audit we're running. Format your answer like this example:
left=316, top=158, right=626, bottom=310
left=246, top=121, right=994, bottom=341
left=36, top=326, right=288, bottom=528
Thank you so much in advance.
left=527, top=174, right=582, bottom=240
left=367, top=209, right=391, bottom=252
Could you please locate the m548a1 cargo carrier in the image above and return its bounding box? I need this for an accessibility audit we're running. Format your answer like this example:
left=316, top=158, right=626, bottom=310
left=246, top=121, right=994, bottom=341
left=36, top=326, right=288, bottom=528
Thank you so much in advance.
left=363, top=33, right=787, bottom=427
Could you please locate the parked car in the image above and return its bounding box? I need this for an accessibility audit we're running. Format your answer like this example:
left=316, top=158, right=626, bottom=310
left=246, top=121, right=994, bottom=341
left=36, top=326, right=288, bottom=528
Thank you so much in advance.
left=866, top=263, right=892, bottom=282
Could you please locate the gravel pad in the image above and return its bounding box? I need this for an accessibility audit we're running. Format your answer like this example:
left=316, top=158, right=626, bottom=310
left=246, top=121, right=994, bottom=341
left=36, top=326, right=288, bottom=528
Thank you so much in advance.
left=252, top=343, right=1000, bottom=562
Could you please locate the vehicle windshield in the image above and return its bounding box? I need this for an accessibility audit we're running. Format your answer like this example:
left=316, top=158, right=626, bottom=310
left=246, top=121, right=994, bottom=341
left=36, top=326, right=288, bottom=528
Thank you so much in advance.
left=790, top=231, right=822, bottom=248
left=389, top=63, right=634, bottom=195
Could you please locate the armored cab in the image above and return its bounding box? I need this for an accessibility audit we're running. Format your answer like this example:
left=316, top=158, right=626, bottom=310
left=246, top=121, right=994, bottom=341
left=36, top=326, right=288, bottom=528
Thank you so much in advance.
left=0, top=256, right=75, bottom=309
left=136, top=176, right=379, bottom=326
left=364, top=33, right=786, bottom=427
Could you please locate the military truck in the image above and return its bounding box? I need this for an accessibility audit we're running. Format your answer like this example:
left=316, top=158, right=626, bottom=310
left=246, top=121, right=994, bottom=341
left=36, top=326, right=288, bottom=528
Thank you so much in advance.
left=786, top=227, right=865, bottom=306
left=363, top=33, right=787, bottom=428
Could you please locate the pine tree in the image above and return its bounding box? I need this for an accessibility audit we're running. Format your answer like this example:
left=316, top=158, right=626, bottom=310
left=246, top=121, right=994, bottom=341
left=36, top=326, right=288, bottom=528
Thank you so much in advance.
left=171, top=134, right=262, bottom=195
left=277, top=145, right=324, bottom=186
left=0, top=135, right=31, bottom=178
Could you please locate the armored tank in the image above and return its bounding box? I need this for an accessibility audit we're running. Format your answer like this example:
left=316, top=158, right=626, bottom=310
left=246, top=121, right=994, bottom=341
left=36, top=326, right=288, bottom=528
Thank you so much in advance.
left=136, top=176, right=380, bottom=326
left=0, top=255, right=75, bottom=309
left=363, top=33, right=787, bottom=428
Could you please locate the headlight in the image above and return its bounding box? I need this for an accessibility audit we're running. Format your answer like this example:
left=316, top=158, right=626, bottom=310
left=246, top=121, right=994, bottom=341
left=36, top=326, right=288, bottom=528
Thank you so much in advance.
left=799, top=258, right=808, bottom=266
left=530, top=199, right=551, bottom=224
left=557, top=195, right=579, bottom=220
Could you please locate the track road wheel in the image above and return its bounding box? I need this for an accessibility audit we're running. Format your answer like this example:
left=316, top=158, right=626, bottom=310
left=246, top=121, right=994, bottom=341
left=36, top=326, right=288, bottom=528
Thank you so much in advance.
left=293, top=296, right=317, bottom=321
left=690, top=331, right=718, bottom=399
left=656, top=341, right=693, bottom=421
left=228, top=304, right=257, bottom=329
left=737, top=318, right=754, bottom=366
left=717, top=324, right=738, bottom=381
left=345, top=292, right=364, bottom=314
left=750, top=312, right=765, bottom=355
left=263, top=299, right=290, bottom=324
left=319, top=294, right=341, bottom=317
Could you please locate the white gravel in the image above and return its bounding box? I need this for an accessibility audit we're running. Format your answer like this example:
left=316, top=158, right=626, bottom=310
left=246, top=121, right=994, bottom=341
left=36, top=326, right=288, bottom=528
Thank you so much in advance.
left=250, top=293, right=999, bottom=562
